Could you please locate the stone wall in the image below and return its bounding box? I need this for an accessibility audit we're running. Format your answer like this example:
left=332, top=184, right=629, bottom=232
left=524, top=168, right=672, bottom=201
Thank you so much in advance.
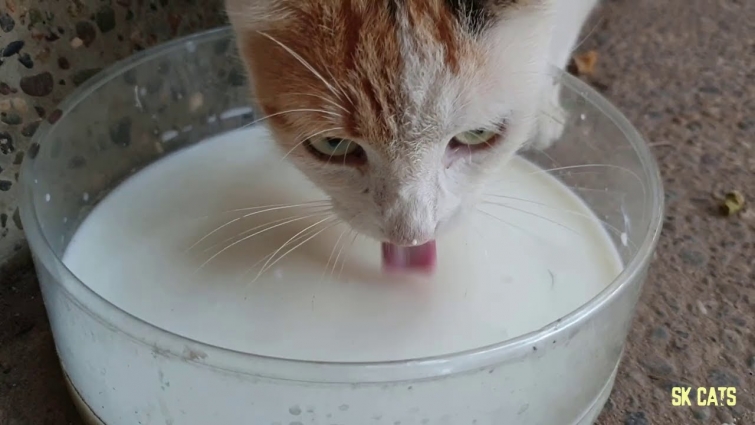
left=0, top=0, right=225, bottom=263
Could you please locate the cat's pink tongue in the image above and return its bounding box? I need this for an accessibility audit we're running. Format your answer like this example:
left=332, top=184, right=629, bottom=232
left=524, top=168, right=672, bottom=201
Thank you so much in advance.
left=381, top=241, right=437, bottom=273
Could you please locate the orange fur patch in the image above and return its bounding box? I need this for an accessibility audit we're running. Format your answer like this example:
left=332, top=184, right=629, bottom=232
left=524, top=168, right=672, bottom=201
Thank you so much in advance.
left=238, top=0, right=480, bottom=152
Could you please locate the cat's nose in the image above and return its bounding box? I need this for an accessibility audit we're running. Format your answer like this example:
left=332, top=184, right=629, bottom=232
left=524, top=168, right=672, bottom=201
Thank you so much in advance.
left=385, top=230, right=434, bottom=247
left=374, top=177, right=438, bottom=246
left=384, top=211, right=436, bottom=246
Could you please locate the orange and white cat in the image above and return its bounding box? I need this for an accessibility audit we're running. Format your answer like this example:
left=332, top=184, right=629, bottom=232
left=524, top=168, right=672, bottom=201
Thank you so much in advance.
left=225, top=0, right=599, bottom=271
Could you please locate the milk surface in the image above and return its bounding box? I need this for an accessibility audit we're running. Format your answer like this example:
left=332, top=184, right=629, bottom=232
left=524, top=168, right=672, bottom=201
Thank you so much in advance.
left=63, top=126, right=622, bottom=362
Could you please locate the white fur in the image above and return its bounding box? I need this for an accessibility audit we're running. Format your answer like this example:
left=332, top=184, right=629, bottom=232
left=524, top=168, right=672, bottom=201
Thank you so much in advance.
left=226, top=0, right=600, bottom=246
left=534, top=0, right=601, bottom=148
left=345, top=1, right=598, bottom=246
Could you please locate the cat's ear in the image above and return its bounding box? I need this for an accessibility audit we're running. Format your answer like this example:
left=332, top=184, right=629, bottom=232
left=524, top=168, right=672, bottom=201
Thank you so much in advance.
left=446, top=0, right=551, bottom=35
left=225, top=0, right=289, bottom=113
left=225, top=0, right=290, bottom=32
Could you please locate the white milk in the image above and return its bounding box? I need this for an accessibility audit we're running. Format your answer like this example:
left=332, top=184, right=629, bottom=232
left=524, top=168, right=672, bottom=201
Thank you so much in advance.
left=59, top=126, right=625, bottom=424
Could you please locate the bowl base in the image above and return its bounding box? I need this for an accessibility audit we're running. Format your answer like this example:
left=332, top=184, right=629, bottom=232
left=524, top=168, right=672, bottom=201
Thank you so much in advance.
left=63, top=362, right=618, bottom=425
left=574, top=360, right=619, bottom=425
left=63, top=371, right=106, bottom=425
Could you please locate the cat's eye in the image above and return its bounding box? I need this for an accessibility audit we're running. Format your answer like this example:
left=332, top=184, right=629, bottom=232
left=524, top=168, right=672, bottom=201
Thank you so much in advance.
left=305, top=137, right=367, bottom=165
left=452, top=129, right=498, bottom=146
left=448, top=128, right=500, bottom=154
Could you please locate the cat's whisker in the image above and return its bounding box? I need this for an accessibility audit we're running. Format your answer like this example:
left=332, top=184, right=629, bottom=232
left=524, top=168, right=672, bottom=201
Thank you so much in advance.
left=527, top=163, right=642, bottom=181
left=318, top=23, right=334, bottom=33
left=485, top=192, right=587, bottom=211
left=330, top=229, right=352, bottom=282
left=255, top=216, right=336, bottom=280
left=240, top=252, right=278, bottom=286
left=285, top=128, right=308, bottom=158
left=337, top=232, right=360, bottom=281
left=187, top=202, right=331, bottom=253
left=281, top=127, right=344, bottom=162
left=184, top=200, right=328, bottom=222
left=533, top=106, right=603, bottom=153
left=328, top=231, right=347, bottom=282
left=271, top=222, right=339, bottom=278
left=240, top=108, right=342, bottom=131
left=239, top=223, right=332, bottom=291
left=242, top=222, right=326, bottom=277
left=247, top=93, right=340, bottom=120
left=469, top=130, right=497, bottom=151
left=481, top=201, right=581, bottom=235
left=538, top=108, right=566, bottom=126
left=194, top=213, right=333, bottom=273
left=482, top=193, right=638, bottom=251
left=569, top=16, right=606, bottom=57
left=486, top=192, right=567, bottom=209
left=492, top=176, right=625, bottom=197
left=540, top=169, right=608, bottom=179
left=286, top=92, right=349, bottom=114
left=450, top=83, right=475, bottom=113
left=564, top=185, right=624, bottom=196
left=254, top=218, right=339, bottom=283
left=342, top=141, right=353, bottom=167
left=474, top=208, right=546, bottom=244
left=526, top=145, right=562, bottom=169
left=529, top=164, right=647, bottom=202
left=329, top=213, right=362, bottom=281
left=323, top=67, right=354, bottom=106
left=489, top=163, right=645, bottom=197
left=324, top=139, right=348, bottom=166
left=321, top=226, right=350, bottom=282
left=283, top=137, right=314, bottom=159
left=200, top=211, right=333, bottom=254
left=257, top=31, right=345, bottom=102
left=220, top=200, right=331, bottom=215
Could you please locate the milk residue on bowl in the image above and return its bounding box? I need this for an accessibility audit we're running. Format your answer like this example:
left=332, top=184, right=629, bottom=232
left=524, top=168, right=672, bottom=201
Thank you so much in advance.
left=63, top=126, right=622, bottom=362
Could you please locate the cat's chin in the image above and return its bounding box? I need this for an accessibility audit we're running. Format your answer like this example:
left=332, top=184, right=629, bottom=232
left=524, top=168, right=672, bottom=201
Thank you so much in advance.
left=343, top=203, right=467, bottom=243
left=330, top=200, right=473, bottom=275
left=378, top=209, right=472, bottom=275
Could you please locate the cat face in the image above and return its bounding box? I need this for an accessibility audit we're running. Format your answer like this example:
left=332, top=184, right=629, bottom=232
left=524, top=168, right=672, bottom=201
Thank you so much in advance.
left=226, top=0, right=556, bottom=246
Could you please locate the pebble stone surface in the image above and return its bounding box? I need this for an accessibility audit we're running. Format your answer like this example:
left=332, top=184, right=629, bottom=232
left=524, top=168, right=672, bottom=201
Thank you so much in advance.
left=0, top=0, right=227, bottom=263
left=0, top=0, right=754, bottom=424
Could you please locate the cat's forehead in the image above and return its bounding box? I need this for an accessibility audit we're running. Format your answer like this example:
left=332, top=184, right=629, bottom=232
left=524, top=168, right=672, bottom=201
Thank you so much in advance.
left=232, top=0, right=530, bottom=150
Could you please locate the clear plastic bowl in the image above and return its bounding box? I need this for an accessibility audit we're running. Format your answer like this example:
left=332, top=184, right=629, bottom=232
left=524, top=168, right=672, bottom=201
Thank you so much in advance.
left=19, top=27, right=663, bottom=425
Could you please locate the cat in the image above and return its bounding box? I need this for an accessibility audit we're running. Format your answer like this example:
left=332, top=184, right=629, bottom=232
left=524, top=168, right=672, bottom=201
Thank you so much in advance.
left=225, top=0, right=600, bottom=271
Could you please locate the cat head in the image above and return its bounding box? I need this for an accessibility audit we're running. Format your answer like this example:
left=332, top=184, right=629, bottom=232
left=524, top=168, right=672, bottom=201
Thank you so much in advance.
left=226, top=0, right=556, bottom=246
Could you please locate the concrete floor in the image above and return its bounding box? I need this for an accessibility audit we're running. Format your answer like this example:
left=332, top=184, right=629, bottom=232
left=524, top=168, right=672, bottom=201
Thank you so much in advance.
left=1, top=0, right=754, bottom=423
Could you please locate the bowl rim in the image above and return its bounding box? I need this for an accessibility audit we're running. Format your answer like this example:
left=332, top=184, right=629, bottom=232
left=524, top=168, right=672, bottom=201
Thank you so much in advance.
left=19, top=26, right=665, bottom=383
